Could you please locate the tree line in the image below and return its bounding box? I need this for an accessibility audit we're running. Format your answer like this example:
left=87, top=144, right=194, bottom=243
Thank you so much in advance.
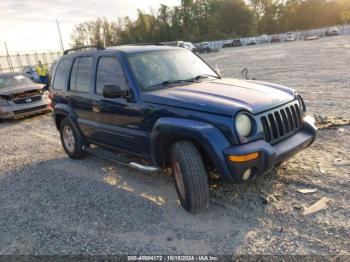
left=71, top=0, right=350, bottom=47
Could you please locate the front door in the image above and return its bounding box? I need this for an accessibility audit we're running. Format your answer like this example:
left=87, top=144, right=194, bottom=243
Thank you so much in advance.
left=90, top=55, right=147, bottom=156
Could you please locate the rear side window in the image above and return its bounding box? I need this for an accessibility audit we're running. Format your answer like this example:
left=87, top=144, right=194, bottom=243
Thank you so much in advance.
left=69, top=59, right=79, bottom=91
left=96, top=56, right=128, bottom=95
left=52, top=59, right=71, bottom=90
left=69, top=57, right=93, bottom=93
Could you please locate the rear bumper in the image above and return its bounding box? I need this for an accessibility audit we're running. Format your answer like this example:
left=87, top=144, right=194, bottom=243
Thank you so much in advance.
left=222, top=119, right=317, bottom=183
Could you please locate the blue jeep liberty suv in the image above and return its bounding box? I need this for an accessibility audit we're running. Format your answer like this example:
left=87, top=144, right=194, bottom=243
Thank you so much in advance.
left=51, top=45, right=317, bottom=212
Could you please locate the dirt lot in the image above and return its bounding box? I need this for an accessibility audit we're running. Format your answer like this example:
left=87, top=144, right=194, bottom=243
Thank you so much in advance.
left=0, top=35, right=349, bottom=256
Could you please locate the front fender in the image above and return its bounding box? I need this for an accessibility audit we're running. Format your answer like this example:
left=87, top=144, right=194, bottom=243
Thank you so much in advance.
left=151, top=117, right=234, bottom=182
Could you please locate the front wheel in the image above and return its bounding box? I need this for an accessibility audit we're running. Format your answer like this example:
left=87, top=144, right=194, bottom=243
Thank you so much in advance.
left=59, top=118, right=86, bottom=159
left=170, top=141, right=209, bottom=213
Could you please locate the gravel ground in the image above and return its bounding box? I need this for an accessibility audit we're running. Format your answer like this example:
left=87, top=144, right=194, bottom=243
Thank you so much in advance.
left=204, top=34, right=350, bottom=118
left=0, top=35, right=349, bottom=256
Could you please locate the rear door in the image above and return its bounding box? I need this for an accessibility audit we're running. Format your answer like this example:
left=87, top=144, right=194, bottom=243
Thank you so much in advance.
left=68, top=56, right=96, bottom=138
left=90, top=55, right=147, bottom=156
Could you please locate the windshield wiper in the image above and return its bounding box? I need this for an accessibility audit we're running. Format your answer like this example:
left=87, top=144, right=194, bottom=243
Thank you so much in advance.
left=187, top=74, right=220, bottom=81
left=147, top=79, right=196, bottom=89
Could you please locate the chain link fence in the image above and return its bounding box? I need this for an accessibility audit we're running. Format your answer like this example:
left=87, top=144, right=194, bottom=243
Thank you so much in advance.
left=0, top=51, right=61, bottom=73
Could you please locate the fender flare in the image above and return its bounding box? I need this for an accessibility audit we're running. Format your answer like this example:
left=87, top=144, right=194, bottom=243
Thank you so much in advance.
left=150, top=117, right=233, bottom=180
left=52, top=104, right=84, bottom=140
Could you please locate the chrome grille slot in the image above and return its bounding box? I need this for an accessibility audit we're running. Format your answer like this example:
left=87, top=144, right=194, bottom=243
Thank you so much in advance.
left=260, top=102, right=302, bottom=144
left=13, top=95, right=42, bottom=105
left=268, top=114, right=278, bottom=139
left=14, top=105, right=47, bottom=115
left=261, top=116, right=271, bottom=142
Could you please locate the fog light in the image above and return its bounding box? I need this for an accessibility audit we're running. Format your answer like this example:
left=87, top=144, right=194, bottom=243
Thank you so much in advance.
left=242, top=169, right=252, bottom=181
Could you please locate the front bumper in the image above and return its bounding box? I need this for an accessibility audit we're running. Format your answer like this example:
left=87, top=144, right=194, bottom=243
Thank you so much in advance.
left=223, top=119, right=317, bottom=183
left=0, top=99, right=50, bottom=120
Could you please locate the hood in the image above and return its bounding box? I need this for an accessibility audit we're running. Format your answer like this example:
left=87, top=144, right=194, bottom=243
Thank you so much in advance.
left=0, top=84, right=44, bottom=97
left=141, top=78, right=295, bottom=116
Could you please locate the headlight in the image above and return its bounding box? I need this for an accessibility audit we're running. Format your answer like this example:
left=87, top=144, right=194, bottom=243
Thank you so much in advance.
left=235, top=113, right=252, bottom=137
left=43, top=91, right=49, bottom=99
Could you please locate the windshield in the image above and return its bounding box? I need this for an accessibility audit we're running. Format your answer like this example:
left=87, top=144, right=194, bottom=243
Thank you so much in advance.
left=0, top=74, right=33, bottom=89
left=128, top=49, right=218, bottom=91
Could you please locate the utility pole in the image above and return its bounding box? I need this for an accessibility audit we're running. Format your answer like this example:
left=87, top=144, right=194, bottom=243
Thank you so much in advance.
left=56, top=19, right=64, bottom=53
left=4, top=42, right=14, bottom=72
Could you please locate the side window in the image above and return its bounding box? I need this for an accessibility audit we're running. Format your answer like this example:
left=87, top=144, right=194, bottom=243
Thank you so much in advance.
left=69, top=58, right=79, bottom=91
left=96, top=57, right=128, bottom=96
left=69, top=57, right=93, bottom=93
left=52, top=59, right=71, bottom=90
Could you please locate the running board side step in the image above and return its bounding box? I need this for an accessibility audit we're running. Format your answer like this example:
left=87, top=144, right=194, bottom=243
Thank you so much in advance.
left=82, top=146, right=160, bottom=173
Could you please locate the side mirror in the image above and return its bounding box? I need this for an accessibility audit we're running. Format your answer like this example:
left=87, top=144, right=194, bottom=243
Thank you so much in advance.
left=102, top=84, right=125, bottom=98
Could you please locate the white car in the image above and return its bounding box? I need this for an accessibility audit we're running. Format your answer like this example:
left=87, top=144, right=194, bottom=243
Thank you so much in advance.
left=246, top=37, right=257, bottom=45
left=183, top=42, right=196, bottom=51
left=326, top=27, right=340, bottom=36
left=286, top=32, right=297, bottom=41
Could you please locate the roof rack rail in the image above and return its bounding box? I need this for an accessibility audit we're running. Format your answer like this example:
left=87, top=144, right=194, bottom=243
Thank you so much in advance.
left=123, top=42, right=164, bottom=46
left=63, top=45, right=105, bottom=55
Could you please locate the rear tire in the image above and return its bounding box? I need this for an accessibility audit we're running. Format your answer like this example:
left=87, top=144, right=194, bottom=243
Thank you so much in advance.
left=170, top=140, right=209, bottom=213
left=59, top=118, right=86, bottom=159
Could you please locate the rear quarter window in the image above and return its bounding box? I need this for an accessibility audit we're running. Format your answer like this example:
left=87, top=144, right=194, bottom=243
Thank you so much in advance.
left=52, top=59, right=72, bottom=90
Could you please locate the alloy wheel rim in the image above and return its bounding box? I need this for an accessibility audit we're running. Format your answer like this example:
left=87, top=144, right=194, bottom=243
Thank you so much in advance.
left=63, top=126, right=75, bottom=153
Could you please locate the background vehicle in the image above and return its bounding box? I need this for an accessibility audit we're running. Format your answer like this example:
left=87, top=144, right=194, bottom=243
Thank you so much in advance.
left=285, top=32, right=297, bottom=41
left=222, top=40, right=233, bottom=48
left=325, top=27, right=340, bottom=36
left=271, top=35, right=281, bottom=43
left=196, top=42, right=216, bottom=53
left=0, top=73, right=50, bottom=121
left=246, top=37, right=257, bottom=45
left=51, top=45, right=316, bottom=213
left=161, top=41, right=183, bottom=47
left=232, top=39, right=242, bottom=47
left=303, top=33, right=319, bottom=40
left=161, top=41, right=197, bottom=52
left=183, top=42, right=197, bottom=52
left=21, top=66, right=40, bottom=83
left=257, top=35, right=269, bottom=44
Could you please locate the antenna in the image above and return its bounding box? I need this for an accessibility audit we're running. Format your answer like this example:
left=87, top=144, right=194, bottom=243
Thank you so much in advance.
left=56, top=19, right=64, bottom=53
left=4, top=42, right=14, bottom=72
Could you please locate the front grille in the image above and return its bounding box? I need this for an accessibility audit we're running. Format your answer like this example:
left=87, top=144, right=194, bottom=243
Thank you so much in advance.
left=13, top=95, right=42, bottom=104
left=260, top=102, right=302, bottom=144
left=14, top=105, right=48, bottom=115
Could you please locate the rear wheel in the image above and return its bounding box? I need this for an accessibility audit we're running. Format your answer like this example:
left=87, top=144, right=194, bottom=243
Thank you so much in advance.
left=170, top=141, right=209, bottom=213
left=59, top=118, right=86, bottom=159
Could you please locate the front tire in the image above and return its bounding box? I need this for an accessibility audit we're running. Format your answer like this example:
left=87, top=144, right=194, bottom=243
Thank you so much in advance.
left=170, top=141, right=209, bottom=213
left=59, top=118, right=86, bottom=159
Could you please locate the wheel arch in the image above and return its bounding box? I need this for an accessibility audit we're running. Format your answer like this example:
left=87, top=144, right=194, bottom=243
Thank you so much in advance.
left=150, top=117, right=232, bottom=180
left=53, top=105, right=85, bottom=141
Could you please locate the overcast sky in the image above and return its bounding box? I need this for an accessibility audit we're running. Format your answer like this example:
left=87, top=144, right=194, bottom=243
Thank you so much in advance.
left=0, top=0, right=179, bottom=55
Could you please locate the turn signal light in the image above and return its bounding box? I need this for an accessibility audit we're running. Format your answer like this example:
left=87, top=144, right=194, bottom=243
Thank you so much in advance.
left=229, top=152, right=260, bottom=163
